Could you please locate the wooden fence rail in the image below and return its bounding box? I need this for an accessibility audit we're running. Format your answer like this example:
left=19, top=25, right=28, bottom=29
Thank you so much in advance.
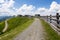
left=47, top=13, right=60, bottom=28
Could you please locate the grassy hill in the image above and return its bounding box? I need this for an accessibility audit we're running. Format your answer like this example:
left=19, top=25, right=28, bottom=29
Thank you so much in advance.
left=7, top=17, right=31, bottom=32
left=0, top=16, right=34, bottom=40
left=0, top=22, right=5, bottom=34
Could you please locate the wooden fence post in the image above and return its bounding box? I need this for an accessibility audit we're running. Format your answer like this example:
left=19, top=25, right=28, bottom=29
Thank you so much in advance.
left=56, top=13, right=59, bottom=24
left=50, top=15, right=52, bottom=23
left=47, top=15, right=48, bottom=21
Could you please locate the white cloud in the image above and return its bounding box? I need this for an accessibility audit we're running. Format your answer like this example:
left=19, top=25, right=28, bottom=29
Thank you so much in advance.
left=50, top=1, right=60, bottom=11
left=34, top=8, right=48, bottom=16
left=49, top=1, right=60, bottom=15
left=1, top=0, right=15, bottom=9
left=35, top=1, right=60, bottom=16
left=58, top=10, right=60, bottom=13
left=0, top=1, right=60, bottom=16
left=0, top=0, right=5, bottom=3
left=0, top=0, right=16, bottom=16
left=17, top=4, right=35, bottom=15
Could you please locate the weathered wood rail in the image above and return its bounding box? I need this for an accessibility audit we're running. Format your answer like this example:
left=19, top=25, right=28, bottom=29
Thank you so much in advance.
left=47, top=13, right=60, bottom=28
left=41, top=13, right=60, bottom=33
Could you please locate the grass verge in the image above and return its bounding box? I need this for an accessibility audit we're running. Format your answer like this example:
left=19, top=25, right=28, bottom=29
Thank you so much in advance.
left=40, top=19, right=60, bottom=40
left=0, top=19, right=34, bottom=40
left=0, top=22, right=5, bottom=34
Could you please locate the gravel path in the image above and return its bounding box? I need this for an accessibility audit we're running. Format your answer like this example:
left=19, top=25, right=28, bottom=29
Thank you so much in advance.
left=14, top=18, right=45, bottom=40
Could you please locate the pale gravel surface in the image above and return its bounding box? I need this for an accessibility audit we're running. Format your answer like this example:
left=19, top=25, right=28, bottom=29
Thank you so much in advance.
left=14, top=18, right=45, bottom=40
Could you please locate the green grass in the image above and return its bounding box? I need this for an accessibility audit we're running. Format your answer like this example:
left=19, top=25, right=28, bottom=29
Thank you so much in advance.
left=40, top=19, right=60, bottom=40
left=0, top=22, right=5, bottom=34
left=7, top=17, right=31, bottom=32
left=0, top=17, right=34, bottom=40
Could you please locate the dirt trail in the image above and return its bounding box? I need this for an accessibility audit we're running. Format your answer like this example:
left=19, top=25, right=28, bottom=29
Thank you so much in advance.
left=2, top=20, right=8, bottom=32
left=14, top=18, right=45, bottom=40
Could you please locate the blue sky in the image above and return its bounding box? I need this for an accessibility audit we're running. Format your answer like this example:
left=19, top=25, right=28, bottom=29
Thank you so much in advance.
left=0, top=0, right=60, bottom=16
left=14, top=0, right=60, bottom=9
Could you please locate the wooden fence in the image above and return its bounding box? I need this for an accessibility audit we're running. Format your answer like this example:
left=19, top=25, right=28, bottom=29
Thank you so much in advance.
left=47, top=13, right=60, bottom=29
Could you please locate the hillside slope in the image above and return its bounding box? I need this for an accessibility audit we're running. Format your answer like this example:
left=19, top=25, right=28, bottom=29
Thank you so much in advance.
left=0, top=22, right=5, bottom=34
left=7, top=17, right=31, bottom=32
left=0, top=16, right=34, bottom=40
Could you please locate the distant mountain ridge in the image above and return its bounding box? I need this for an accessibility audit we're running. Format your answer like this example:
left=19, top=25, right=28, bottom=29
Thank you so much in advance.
left=0, top=16, right=12, bottom=22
